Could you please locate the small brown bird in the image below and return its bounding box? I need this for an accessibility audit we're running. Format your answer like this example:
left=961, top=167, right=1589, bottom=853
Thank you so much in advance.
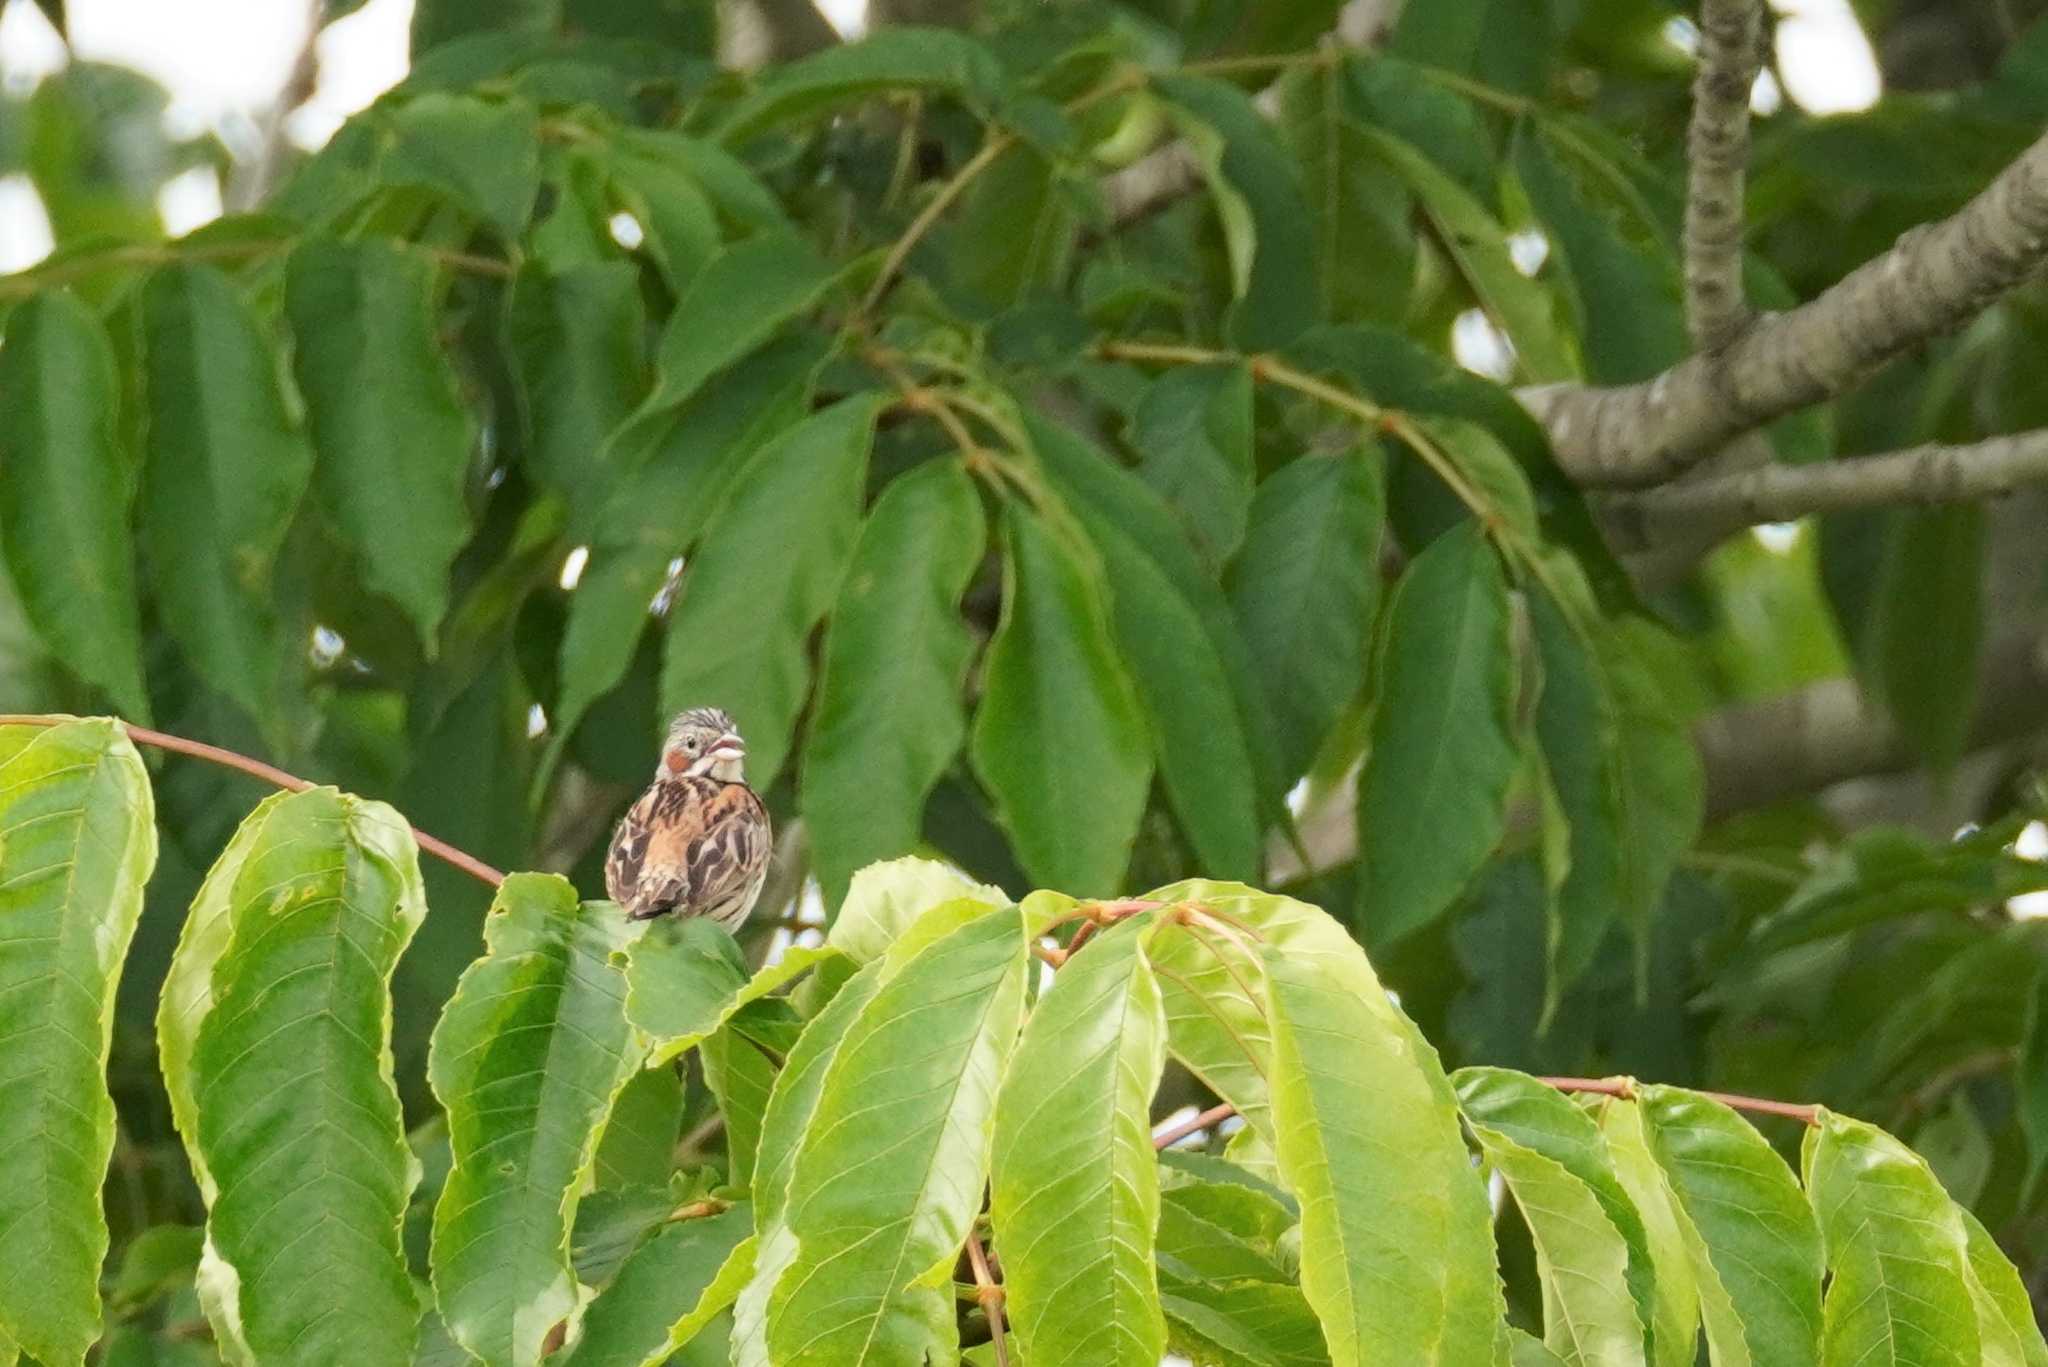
left=605, top=707, right=771, bottom=927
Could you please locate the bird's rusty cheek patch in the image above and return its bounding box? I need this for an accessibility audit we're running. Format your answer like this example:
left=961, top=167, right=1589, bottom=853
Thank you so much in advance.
left=663, top=749, right=686, bottom=774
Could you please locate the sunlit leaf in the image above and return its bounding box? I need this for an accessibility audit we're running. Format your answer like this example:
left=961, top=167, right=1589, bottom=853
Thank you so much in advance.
left=0, top=720, right=155, bottom=1365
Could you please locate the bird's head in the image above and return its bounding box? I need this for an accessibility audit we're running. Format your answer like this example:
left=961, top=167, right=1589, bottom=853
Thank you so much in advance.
left=661, top=707, right=747, bottom=783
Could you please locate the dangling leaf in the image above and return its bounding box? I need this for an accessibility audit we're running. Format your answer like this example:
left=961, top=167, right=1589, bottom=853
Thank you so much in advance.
left=427, top=874, right=642, bottom=1367
left=802, top=461, right=984, bottom=907
left=0, top=720, right=155, bottom=1366
left=970, top=506, right=1152, bottom=896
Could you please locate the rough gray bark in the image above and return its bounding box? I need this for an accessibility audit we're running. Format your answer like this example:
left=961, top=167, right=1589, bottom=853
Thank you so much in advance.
left=1526, top=126, right=2048, bottom=488
left=1682, top=0, right=1764, bottom=352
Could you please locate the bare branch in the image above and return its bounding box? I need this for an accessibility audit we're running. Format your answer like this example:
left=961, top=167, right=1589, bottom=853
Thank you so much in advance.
left=1609, top=426, right=2048, bottom=545
left=1682, top=0, right=1765, bottom=351
left=1528, top=128, right=2048, bottom=488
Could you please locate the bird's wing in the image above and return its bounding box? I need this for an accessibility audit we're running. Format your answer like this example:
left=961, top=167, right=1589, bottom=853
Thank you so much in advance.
left=607, top=778, right=769, bottom=919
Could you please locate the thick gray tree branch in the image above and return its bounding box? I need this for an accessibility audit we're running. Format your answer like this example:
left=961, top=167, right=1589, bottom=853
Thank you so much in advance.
left=1526, top=127, right=2048, bottom=489
left=1683, top=0, right=1765, bottom=352
left=1609, top=426, right=2048, bottom=545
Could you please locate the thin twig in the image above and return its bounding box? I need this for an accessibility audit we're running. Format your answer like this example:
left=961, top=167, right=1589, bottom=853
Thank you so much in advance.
left=0, top=713, right=507, bottom=888
left=862, top=133, right=1016, bottom=315
left=1152, top=1102, right=1238, bottom=1150
left=1683, top=0, right=1765, bottom=351
left=1536, top=1075, right=1820, bottom=1127
left=965, top=1231, right=1010, bottom=1367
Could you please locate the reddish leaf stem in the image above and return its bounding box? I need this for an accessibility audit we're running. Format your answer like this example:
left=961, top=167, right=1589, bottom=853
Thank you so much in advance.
left=1152, top=1102, right=1238, bottom=1150
left=0, top=713, right=507, bottom=889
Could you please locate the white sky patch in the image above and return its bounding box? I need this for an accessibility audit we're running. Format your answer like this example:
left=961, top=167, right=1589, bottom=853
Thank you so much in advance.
left=1772, top=0, right=1880, bottom=114
left=0, top=174, right=53, bottom=272
left=65, top=0, right=313, bottom=127
left=814, top=0, right=868, bottom=39
left=0, top=0, right=65, bottom=92
left=1662, top=15, right=1700, bottom=56
left=607, top=211, right=645, bottom=250
left=526, top=702, right=549, bottom=739
left=1507, top=228, right=1549, bottom=278
left=1751, top=520, right=1802, bottom=554
left=558, top=544, right=591, bottom=592
left=157, top=164, right=223, bottom=236
left=288, top=0, right=411, bottom=149
left=2010, top=821, right=2048, bottom=918
left=1751, top=66, right=1785, bottom=116
left=1451, top=308, right=1515, bottom=382
left=309, top=624, right=346, bottom=667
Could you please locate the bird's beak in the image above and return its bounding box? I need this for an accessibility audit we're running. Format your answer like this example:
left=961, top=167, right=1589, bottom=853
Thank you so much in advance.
left=708, top=735, right=746, bottom=763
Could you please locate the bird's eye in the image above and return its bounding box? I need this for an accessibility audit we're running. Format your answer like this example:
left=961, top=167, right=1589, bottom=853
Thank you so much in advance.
left=684, top=738, right=700, bottom=753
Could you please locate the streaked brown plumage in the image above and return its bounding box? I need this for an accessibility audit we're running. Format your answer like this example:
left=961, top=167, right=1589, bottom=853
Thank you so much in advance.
left=605, top=707, right=770, bottom=927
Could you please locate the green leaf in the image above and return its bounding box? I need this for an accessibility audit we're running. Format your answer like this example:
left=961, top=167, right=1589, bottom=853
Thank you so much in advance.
left=1604, top=625, right=1704, bottom=972
left=1454, top=1070, right=1651, bottom=1367
left=1027, top=414, right=1266, bottom=878
left=287, top=237, right=477, bottom=639
left=660, top=393, right=882, bottom=790
left=970, top=506, right=1153, bottom=895
left=162, top=787, right=427, bottom=1365
left=718, top=27, right=1007, bottom=143
left=825, top=856, right=1009, bottom=966
left=1227, top=451, right=1385, bottom=789
left=991, top=914, right=1169, bottom=1366
left=1803, top=1111, right=1977, bottom=1367
left=138, top=264, right=315, bottom=720
left=1260, top=898, right=1502, bottom=1364
left=1458, top=1073, right=1662, bottom=1360
left=0, top=720, right=155, bottom=1366
left=427, top=874, right=642, bottom=1367
left=543, top=337, right=820, bottom=780
left=624, top=916, right=840, bottom=1068
left=1358, top=125, right=1575, bottom=383
left=1160, top=1278, right=1331, bottom=1366
left=506, top=260, right=646, bottom=522
left=1145, top=897, right=1277, bottom=1150
left=109, top=1225, right=204, bottom=1312
left=763, top=908, right=1030, bottom=1364
left=0, top=293, right=148, bottom=718
left=1913, top=1094, right=1992, bottom=1208
left=593, top=1064, right=683, bottom=1191
left=605, top=144, right=720, bottom=292
left=1513, top=129, right=1685, bottom=386
left=2020, top=967, right=2048, bottom=1197
left=1869, top=505, right=1985, bottom=771
left=612, top=129, right=786, bottom=234
left=383, top=93, right=540, bottom=239
left=1131, top=363, right=1255, bottom=571
left=1528, top=585, right=1623, bottom=1001
left=1958, top=1207, right=2048, bottom=1367
left=1155, top=73, right=1318, bottom=350
left=701, top=1024, right=775, bottom=1188
left=1598, top=1101, right=1700, bottom=1367
left=1273, top=50, right=1415, bottom=325
left=948, top=142, right=1077, bottom=314
left=638, top=232, right=834, bottom=414
left=1636, top=1085, right=1822, bottom=1367
left=731, top=958, right=887, bottom=1366
left=802, top=461, right=984, bottom=907
left=1356, top=522, right=1518, bottom=944
left=560, top=1207, right=752, bottom=1367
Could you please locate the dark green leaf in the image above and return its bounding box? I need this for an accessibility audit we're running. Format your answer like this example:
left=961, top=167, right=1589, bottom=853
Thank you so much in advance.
left=948, top=142, right=1077, bottom=314
left=719, top=27, right=1007, bottom=143
left=1131, top=362, right=1254, bottom=570
left=802, top=460, right=984, bottom=907
left=0, top=293, right=148, bottom=717
left=639, top=232, right=834, bottom=414
left=1227, top=452, right=1384, bottom=789
left=660, top=393, right=882, bottom=790
left=1154, top=73, right=1318, bottom=350
left=970, top=506, right=1153, bottom=895
left=1356, top=522, right=1518, bottom=943
left=286, top=237, right=477, bottom=638
left=0, top=721, right=154, bottom=1365
left=593, top=1063, right=683, bottom=1191
left=1870, top=505, right=1985, bottom=771
left=506, top=260, right=646, bottom=522
left=560, top=1206, right=752, bottom=1367
left=383, top=93, right=540, bottom=239
left=1273, top=57, right=1415, bottom=325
